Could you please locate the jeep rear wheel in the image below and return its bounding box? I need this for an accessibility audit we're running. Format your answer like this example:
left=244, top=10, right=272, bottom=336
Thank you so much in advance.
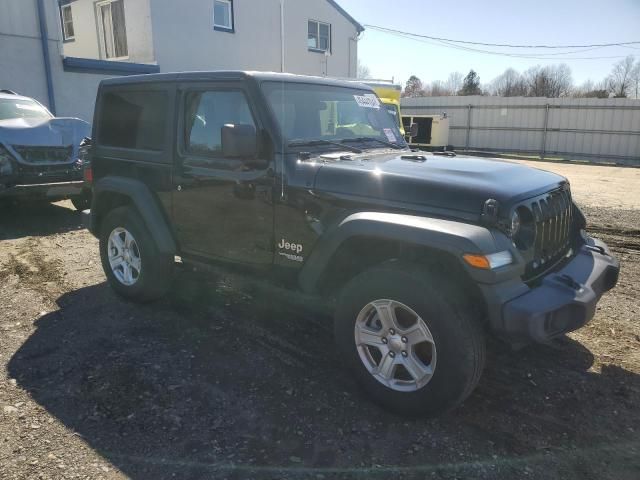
left=335, top=261, right=485, bottom=416
left=99, top=207, right=173, bottom=302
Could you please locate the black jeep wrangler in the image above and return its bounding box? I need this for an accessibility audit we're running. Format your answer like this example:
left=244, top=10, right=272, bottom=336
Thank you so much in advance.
left=84, top=72, right=619, bottom=416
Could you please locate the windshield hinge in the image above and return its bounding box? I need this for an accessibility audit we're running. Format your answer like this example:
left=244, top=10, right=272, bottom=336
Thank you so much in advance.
left=481, top=199, right=500, bottom=226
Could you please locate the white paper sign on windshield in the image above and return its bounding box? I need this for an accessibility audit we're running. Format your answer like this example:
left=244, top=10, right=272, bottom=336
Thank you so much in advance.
left=383, top=128, right=397, bottom=143
left=354, top=94, right=380, bottom=109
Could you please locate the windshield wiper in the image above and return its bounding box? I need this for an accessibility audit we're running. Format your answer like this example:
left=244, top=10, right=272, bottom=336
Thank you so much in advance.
left=288, top=139, right=363, bottom=154
left=340, top=137, right=404, bottom=150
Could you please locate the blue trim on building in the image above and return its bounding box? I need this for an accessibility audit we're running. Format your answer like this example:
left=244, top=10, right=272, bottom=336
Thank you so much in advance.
left=36, top=0, right=56, bottom=115
left=62, top=57, right=161, bottom=75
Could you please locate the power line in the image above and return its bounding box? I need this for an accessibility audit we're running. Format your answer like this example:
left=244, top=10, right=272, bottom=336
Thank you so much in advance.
left=432, top=36, right=629, bottom=60
left=374, top=28, right=630, bottom=61
left=364, top=24, right=640, bottom=49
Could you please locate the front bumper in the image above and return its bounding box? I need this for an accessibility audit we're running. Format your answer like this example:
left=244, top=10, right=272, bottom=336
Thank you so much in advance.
left=0, top=181, right=85, bottom=200
left=486, top=237, right=619, bottom=343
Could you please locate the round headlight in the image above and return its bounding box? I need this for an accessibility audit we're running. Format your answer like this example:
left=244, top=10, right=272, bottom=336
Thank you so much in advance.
left=510, top=210, right=521, bottom=237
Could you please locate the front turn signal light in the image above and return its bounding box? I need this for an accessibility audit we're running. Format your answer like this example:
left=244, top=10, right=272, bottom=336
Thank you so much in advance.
left=463, top=251, right=513, bottom=270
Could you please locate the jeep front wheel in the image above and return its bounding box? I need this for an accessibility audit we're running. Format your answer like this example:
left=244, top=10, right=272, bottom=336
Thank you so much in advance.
left=99, top=207, right=173, bottom=302
left=334, top=262, right=485, bottom=416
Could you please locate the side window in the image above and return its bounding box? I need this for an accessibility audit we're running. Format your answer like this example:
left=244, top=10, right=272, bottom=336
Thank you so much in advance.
left=213, top=0, right=234, bottom=31
left=60, top=4, right=75, bottom=41
left=96, top=0, right=128, bottom=59
left=184, top=90, right=255, bottom=156
left=98, top=90, right=168, bottom=151
left=308, top=20, right=331, bottom=52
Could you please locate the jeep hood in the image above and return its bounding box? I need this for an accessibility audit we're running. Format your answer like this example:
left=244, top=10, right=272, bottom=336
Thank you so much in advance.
left=312, top=152, right=567, bottom=216
left=0, top=117, right=90, bottom=148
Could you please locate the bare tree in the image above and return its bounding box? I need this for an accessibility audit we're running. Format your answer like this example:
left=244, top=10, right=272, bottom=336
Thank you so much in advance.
left=444, top=72, right=463, bottom=96
left=550, top=64, right=574, bottom=97
left=357, top=60, right=371, bottom=80
left=490, top=68, right=527, bottom=97
left=574, top=79, right=609, bottom=98
left=403, top=75, right=425, bottom=97
left=524, top=64, right=573, bottom=98
left=607, top=55, right=636, bottom=98
left=631, top=60, right=640, bottom=99
left=524, top=66, right=547, bottom=97
left=430, top=80, right=449, bottom=96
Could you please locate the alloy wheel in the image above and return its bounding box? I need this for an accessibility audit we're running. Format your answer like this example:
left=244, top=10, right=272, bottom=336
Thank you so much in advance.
left=107, top=227, right=142, bottom=286
left=354, top=299, right=437, bottom=392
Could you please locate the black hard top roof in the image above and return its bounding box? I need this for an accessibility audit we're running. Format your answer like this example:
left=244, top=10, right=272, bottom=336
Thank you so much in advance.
left=100, top=71, right=373, bottom=91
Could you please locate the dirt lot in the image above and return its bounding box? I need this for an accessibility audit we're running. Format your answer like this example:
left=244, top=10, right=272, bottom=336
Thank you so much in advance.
left=1, top=160, right=639, bottom=480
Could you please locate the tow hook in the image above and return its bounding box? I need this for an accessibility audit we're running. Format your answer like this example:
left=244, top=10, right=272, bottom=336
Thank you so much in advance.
left=586, top=245, right=607, bottom=256
left=557, top=274, right=582, bottom=291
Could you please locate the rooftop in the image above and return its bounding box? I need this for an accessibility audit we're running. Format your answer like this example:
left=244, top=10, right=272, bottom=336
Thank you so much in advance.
left=100, top=71, right=374, bottom=90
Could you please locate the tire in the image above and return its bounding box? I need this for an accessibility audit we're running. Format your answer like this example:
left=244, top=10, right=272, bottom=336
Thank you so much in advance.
left=99, top=206, right=173, bottom=302
left=70, top=193, right=91, bottom=211
left=334, top=261, right=485, bottom=416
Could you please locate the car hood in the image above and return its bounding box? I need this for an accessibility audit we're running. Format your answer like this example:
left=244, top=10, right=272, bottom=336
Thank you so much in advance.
left=312, top=151, right=568, bottom=216
left=0, top=117, right=90, bottom=147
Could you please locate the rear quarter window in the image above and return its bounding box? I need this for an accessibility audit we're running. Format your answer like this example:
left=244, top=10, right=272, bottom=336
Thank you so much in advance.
left=97, top=90, right=168, bottom=151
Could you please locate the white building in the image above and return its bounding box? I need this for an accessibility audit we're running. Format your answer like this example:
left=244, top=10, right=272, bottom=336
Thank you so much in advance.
left=0, top=0, right=363, bottom=122
left=60, top=0, right=363, bottom=77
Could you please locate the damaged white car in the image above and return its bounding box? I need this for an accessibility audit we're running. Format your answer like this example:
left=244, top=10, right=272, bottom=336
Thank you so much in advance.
left=0, top=90, right=91, bottom=210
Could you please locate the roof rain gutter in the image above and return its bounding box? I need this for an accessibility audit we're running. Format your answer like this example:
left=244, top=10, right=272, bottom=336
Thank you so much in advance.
left=36, top=0, right=56, bottom=115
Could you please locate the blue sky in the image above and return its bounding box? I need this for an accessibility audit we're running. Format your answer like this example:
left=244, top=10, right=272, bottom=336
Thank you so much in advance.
left=338, top=0, right=640, bottom=88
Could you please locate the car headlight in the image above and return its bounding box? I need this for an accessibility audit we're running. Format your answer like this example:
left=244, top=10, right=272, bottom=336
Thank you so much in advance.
left=463, top=251, right=513, bottom=270
left=510, top=210, right=521, bottom=238
left=0, top=146, right=13, bottom=176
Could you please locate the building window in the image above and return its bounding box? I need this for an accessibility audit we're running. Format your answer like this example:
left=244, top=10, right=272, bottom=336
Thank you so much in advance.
left=60, top=4, right=75, bottom=41
left=213, top=0, right=234, bottom=32
left=96, top=0, right=128, bottom=59
left=308, top=20, right=330, bottom=52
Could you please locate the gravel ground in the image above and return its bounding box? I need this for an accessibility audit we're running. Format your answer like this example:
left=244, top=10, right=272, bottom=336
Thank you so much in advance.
left=1, top=162, right=639, bottom=480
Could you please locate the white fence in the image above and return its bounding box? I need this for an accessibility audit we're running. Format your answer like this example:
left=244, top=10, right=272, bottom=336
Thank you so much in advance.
left=401, top=96, right=640, bottom=166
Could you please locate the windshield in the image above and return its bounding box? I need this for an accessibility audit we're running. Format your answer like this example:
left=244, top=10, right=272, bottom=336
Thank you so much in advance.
left=382, top=102, right=402, bottom=129
left=261, top=81, right=406, bottom=149
left=0, top=98, right=52, bottom=121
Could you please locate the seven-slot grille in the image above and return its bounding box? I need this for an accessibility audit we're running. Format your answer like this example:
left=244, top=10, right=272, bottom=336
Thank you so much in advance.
left=12, top=145, right=73, bottom=164
left=527, top=187, right=573, bottom=278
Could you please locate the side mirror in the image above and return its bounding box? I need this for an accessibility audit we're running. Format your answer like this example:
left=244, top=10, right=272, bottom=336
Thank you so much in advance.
left=409, top=123, right=419, bottom=138
left=222, top=124, right=257, bottom=159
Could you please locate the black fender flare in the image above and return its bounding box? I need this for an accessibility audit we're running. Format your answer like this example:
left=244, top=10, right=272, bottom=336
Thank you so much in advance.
left=298, top=211, right=516, bottom=293
left=90, top=176, right=176, bottom=255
